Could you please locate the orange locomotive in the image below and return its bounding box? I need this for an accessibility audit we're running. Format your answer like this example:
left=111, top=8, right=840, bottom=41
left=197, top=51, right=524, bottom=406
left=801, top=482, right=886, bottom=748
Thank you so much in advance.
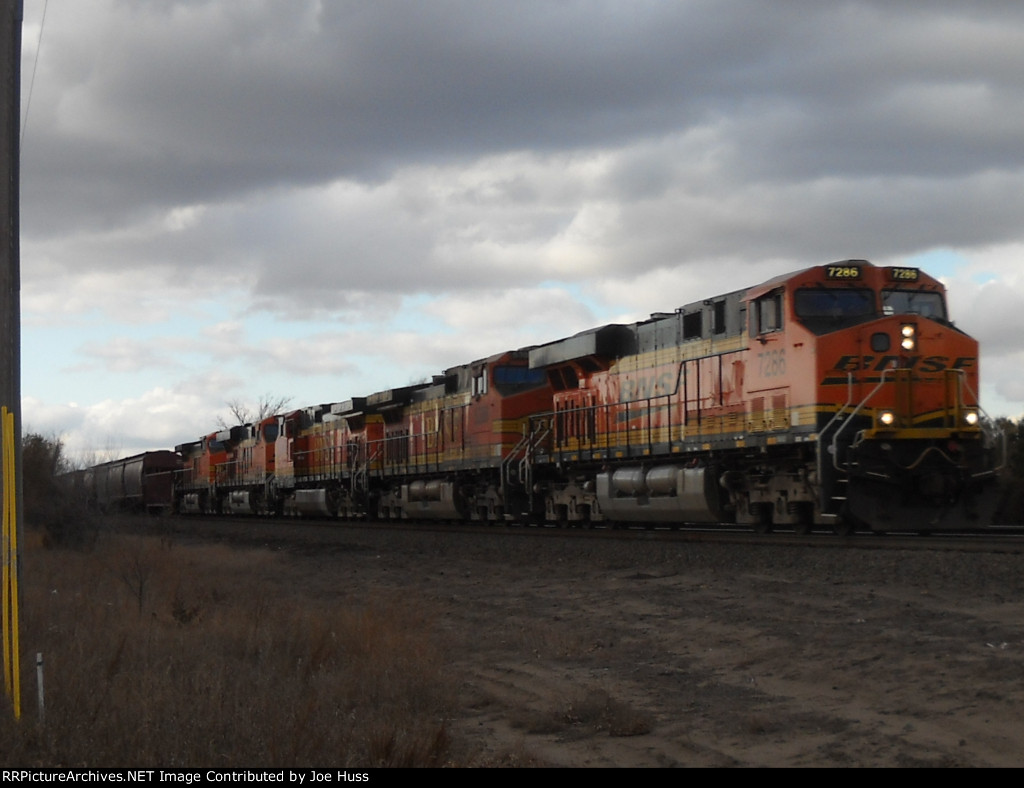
left=175, top=348, right=554, bottom=522
left=172, top=259, right=1001, bottom=532
left=526, top=259, right=1001, bottom=532
left=176, top=431, right=229, bottom=514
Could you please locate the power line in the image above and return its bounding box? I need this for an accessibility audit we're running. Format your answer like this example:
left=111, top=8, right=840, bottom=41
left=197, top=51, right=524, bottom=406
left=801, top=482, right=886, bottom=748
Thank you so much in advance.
left=20, top=0, right=45, bottom=146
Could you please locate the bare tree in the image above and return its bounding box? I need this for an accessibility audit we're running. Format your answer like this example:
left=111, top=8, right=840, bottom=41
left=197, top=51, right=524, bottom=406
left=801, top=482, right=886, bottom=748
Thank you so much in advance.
left=217, top=394, right=293, bottom=428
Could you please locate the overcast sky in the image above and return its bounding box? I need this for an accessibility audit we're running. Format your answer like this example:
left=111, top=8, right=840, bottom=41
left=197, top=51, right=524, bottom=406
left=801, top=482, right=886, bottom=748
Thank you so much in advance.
left=17, top=0, right=1024, bottom=461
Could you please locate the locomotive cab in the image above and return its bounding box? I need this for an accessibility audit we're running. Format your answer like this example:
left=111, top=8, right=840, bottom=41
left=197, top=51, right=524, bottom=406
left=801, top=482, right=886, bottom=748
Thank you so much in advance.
left=773, top=260, right=1002, bottom=531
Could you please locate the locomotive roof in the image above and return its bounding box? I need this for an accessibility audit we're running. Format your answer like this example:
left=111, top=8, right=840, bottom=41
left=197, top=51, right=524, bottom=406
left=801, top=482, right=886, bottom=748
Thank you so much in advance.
left=90, top=449, right=180, bottom=469
left=741, top=263, right=829, bottom=301
left=528, top=324, right=638, bottom=368
left=744, top=259, right=946, bottom=302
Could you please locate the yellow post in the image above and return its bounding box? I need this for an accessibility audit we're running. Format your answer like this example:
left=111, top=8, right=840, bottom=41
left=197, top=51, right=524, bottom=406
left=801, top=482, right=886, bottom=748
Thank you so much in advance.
left=1, top=405, right=19, bottom=719
left=8, top=407, right=20, bottom=720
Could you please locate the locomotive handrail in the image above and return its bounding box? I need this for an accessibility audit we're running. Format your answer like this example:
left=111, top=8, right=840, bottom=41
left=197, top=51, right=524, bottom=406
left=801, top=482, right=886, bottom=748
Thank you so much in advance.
left=812, top=373, right=857, bottom=515
left=500, top=428, right=531, bottom=492
left=829, top=367, right=896, bottom=473
left=824, top=381, right=853, bottom=432
left=825, top=366, right=1005, bottom=478
left=353, top=444, right=380, bottom=496
left=519, top=422, right=551, bottom=494
left=501, top=419, right=551, bottom=496
left=954, top=369, right=1007, bottom=476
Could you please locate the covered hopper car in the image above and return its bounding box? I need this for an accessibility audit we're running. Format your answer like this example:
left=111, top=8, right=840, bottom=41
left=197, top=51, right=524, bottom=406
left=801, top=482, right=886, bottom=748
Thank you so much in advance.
left=79, top=450, right=181, bottom=513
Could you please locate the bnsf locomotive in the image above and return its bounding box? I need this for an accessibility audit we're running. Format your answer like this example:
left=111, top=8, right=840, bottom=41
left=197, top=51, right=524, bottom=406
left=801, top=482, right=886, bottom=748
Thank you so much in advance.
left=164, top=260, right=1000, bottom=533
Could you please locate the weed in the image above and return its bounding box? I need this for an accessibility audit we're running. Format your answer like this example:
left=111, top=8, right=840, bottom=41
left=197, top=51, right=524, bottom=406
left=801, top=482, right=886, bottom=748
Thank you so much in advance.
left=0, top=532, right=460, bottom=767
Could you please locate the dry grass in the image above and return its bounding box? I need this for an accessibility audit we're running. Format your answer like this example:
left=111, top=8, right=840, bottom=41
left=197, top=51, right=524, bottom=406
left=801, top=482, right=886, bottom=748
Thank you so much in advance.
left=0, top=529, right=460, bottom=767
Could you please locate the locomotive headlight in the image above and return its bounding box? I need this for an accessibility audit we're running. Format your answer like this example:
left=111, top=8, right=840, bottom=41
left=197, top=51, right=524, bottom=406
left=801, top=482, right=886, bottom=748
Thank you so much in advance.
left=900, top=323, right=916, bottom=351
left=963, top=410, right=980, bottom=427
left=878, top=410, right=896, bottom=427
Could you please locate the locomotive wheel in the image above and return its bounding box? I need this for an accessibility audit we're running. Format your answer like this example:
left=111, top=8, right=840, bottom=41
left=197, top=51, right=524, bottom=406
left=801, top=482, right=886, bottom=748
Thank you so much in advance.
left=792, top=503, right=814, bottom=535
left=752, top=504, right=773, bottom=534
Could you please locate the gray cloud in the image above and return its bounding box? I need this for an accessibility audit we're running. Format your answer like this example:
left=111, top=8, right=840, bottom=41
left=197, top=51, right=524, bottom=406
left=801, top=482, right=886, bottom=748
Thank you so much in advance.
left=24, top=2, right=1024, bottom=268
left=19, top=1, right=1024, bottom=452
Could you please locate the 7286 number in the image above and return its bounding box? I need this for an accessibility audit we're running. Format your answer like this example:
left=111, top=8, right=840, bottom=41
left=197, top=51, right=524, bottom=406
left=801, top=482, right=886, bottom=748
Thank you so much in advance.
left=758, top=349, right=786, bottom=377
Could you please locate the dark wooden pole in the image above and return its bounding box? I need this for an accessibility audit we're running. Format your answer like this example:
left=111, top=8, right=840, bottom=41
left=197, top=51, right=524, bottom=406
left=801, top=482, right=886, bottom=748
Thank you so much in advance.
left=0, top=0, right=22, bottom=550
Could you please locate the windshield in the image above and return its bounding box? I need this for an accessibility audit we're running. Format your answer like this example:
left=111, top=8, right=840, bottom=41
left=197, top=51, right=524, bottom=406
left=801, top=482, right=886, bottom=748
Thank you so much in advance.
left=493, top=365, right=549, bottom=395
left=794, top=287, right=876, bottom=333
left=881, top=289, right=946, bottom=320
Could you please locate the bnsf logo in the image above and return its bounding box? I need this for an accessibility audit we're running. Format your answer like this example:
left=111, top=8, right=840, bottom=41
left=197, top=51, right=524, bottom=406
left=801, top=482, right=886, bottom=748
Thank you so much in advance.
left=830, top=355, right=976, bottom=373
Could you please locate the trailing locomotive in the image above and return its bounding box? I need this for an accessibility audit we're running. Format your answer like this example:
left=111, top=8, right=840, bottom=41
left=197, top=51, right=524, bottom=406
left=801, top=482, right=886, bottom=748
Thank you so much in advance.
left=166, top=259, right=1001, bottom=533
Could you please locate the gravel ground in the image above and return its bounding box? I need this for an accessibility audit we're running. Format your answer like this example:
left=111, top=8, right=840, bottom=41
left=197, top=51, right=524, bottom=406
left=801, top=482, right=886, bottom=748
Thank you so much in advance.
left=165, top=518, right=1024, bottom=767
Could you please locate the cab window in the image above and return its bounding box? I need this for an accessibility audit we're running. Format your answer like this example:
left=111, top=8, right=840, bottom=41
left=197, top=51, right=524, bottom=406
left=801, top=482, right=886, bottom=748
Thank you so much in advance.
left=493, top=365, right=548, bottom=395
left=794, top=287, right=875, bottom=334
left=754, top=290, right=784, bottom=334
left=881, top=289, right=946, bottom=321
left=472, top=367, right=488, bottom=397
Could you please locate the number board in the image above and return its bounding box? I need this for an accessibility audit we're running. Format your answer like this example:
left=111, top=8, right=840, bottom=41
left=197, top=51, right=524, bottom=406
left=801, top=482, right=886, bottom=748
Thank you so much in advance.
left=887, top=267, right=920, bottom=282
left=825, top=264, right=862, bottom=280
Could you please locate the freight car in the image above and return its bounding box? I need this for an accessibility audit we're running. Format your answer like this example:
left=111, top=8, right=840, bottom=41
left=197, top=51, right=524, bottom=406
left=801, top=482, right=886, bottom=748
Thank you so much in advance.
left=78, top=450, right=181, bottom=513
left=166, top=259, right=1001, bottom=533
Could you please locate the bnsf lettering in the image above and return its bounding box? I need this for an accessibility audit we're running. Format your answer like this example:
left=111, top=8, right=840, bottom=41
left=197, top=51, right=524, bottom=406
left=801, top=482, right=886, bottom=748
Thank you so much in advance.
left=830, top=355, right=975, bottom=373
left=620, top=371, right=676, bottom=402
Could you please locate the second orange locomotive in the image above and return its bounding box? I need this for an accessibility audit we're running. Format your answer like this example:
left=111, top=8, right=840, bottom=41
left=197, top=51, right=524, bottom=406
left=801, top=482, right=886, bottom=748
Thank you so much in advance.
left=174, top=259, right=1002, bottom=533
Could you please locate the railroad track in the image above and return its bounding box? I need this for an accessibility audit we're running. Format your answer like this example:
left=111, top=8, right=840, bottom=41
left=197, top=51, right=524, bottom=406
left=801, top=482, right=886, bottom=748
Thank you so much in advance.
left=122, top=513, right=1024, bottom=555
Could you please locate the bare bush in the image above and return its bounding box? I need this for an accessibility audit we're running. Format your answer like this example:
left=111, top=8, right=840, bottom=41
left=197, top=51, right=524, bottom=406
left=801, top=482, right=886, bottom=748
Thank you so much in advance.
left=217, top=394, right=293, bottom=429
left=21, top=433, right=96, bottom=548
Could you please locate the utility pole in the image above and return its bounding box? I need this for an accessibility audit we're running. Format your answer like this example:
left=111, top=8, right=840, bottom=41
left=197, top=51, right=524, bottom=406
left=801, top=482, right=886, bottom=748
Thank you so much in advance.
left=0, top=0, right=22, bottom=720
left=0, top=1, right=22, bottom=572
left=1, top=0, right=21, bottom=402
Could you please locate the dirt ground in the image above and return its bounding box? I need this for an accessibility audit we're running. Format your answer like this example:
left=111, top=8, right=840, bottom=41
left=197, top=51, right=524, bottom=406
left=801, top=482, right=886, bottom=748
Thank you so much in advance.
left=173, top=520, right=1024, bottom=767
